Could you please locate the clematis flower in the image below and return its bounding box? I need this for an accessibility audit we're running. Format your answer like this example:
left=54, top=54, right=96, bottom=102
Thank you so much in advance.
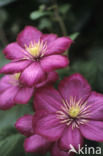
left=51, top=143, right=74, bottom=156
left=0, top=71, right=58, bottom=110
left=0, top=26, right=72, bottom=87
left=15, top=114, right=73, bottom=156
left=33, top=73, right=103, bottom=151
left=15, top=115, right=51, bottom=154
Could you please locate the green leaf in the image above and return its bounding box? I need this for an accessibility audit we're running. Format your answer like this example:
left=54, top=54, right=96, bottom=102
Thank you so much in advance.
left=0, top=134, right=24, bottom=156
left=0, top=0, right=16, bottom=7
left=69, top=60, right=97, bottom=88
left=0, top=9, right=8, bottom=27
left=0, top=104, right=33, bottom=156
left=30, top=11, right=50, bottom=20
left=0, top=104, right=33, bottom=131
left=89, top=47, right=103, bottom=92
left=38, top=18, right=52, bottom=30
left=69, top=32, right=79, bottom=40
left=0, top=50, right=10, bottom=69
left=59, top=4, right=71, bottom=15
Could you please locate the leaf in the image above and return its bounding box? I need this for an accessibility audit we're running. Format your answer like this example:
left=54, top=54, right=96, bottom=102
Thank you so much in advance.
left=89, top=47, right=103, bottom=92
left=0, top=50, right=10, bottom=69
left=57, top=60, right=97, bottom=89
left=0, top=0, right=16, bottom=7
left=69, top=32, right=79, bottom=40
left=0, top=134, right=24, bottom=156
left=30, top=11, right=50, bottom=20
left=0, top=104, right=33, bottom=132
left=0, top=104, right=33, bottom=156
left=0, top=9, right=8, bottom=26
left=38, top=18, right=52, bottom=30
left=59, top=4, right=71, bottom=15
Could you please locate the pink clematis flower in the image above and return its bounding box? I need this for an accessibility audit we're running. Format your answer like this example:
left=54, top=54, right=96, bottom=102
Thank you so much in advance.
left=15, top=114, right=73, bottom=156
left=33, top=73, right=103, bottom=151
left=0, top=71, right=58, bottom=110
left=0, top=26, right=72, bottom=87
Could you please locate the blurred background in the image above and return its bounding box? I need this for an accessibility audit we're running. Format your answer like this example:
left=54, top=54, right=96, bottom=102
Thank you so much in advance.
left=0, top=0, right=103, bottom=155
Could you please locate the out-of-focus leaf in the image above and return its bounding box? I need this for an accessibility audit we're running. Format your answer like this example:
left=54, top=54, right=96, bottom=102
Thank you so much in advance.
left=30, top=11, right=51, bottom=20
left=58, top=60, right=97, bottom=89
left=0, top=0, right=16, bottom=7
left=0, top=9, right=8, bottom=27
left=0, top=50, right=10, bottom=69
left=0, top=104, right=33, bottom=156
left=69, top=60, right=97, bottom=88
left=89, top=47, right=103, bottom=92
left=0, top=134, right=24, bottom=156
left=59, top=4, right=71, bottom=15
left=69, top=32, right=79, bottom=40
left=38, top=18, right=52, bottom=30
left=0, top=104, right=33, bottom=132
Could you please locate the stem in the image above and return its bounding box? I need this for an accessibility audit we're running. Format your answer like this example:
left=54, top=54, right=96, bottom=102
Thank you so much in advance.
left=52, top=0, right=67, bottom=36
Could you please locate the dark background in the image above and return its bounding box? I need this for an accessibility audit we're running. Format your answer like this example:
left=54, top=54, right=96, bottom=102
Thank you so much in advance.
left=0, top=0, right=103, bottom=155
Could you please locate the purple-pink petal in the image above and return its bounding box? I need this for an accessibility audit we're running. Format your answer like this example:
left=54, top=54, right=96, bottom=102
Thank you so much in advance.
left=45, top=37, right=73, bottom=56
left=51, top=143, right=74, bottom=156
left=15, top=115, right=33, bottom=136
left=17, top=26, right=42, bottom=48
left=59, top=73, right=91, bottom=104
left=0, top=60, right=31, bottom=74
left=20, top=62, right=47, bottom=87
left=86, top=91, right=103, bottom=120
left=41, top=33, right=57, bottom=44
left=24, top=134, right=51, bottom=153
left=41, top=55, right=69, bottom=72
left=14, top=87, right=34, bottom=104
left=0, top=87, right=18, bottom=110
left=33, top=111, right=65, bottom=141
left=80, top=120, right=103, bottom=142
left=60, top=126, right=83, bottom=150
left=0, top=75, right=12, bottom=93
left=3, top=42, right=25, bottom=60
left=34, top=85, right=62, bottom=113
left=36, top=71, right=58, bottom=88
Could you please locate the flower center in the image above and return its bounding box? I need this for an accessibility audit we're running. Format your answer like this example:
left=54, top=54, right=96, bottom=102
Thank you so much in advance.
left=25, top=40, right=47, bottom=58
left=9, top=73, right=21, bottom=86
left=56, top=97, right=91, bottom=129
left=14, top=73, right=21, bottom=80
left=69, top=105, right=80, bottom=118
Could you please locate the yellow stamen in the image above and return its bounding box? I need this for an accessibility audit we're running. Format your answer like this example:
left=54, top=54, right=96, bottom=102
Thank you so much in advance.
left=25, top=40, right=46, bottom=58
left=69, top=105, right=80, bottom=118
left=14, top=73, right=21, bottom=80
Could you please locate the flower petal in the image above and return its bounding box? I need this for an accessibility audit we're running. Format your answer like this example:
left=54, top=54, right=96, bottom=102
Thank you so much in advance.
left=60, top=126, right=83, bottom=150
left=20, top=62, right=46, bottom=87
left=59, top=73, right=91, bottom=104
left=41, top=33, right=57, bottom=44
left=0, top=87, right=18, bottom=110
left=33, top=111, right=65, bottom=141
left=36, top=71, right=58, bottom=88
left=17, top=26, right=42, bottom=48
left=24, top=134, right=51, bottom=153
left=14, top=87, right=34, bottom=104
left=3, top=42, right=25, bottom=60
left=34, top=86, right=62, bottom=113
left=41, top=55, right=69, bottom=72
left=0, top=60, right=31, bottom=74
left=51, top=143, right=73, bottom=156
left=80, top=120, right=103, bottom=142
left=45, top=37, right=73, bottom=56
left=86, top=91, right=103, bottom=120
left=0, top=75, right=12, bottom=93
left=15, top=115, right=33, bottom=136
